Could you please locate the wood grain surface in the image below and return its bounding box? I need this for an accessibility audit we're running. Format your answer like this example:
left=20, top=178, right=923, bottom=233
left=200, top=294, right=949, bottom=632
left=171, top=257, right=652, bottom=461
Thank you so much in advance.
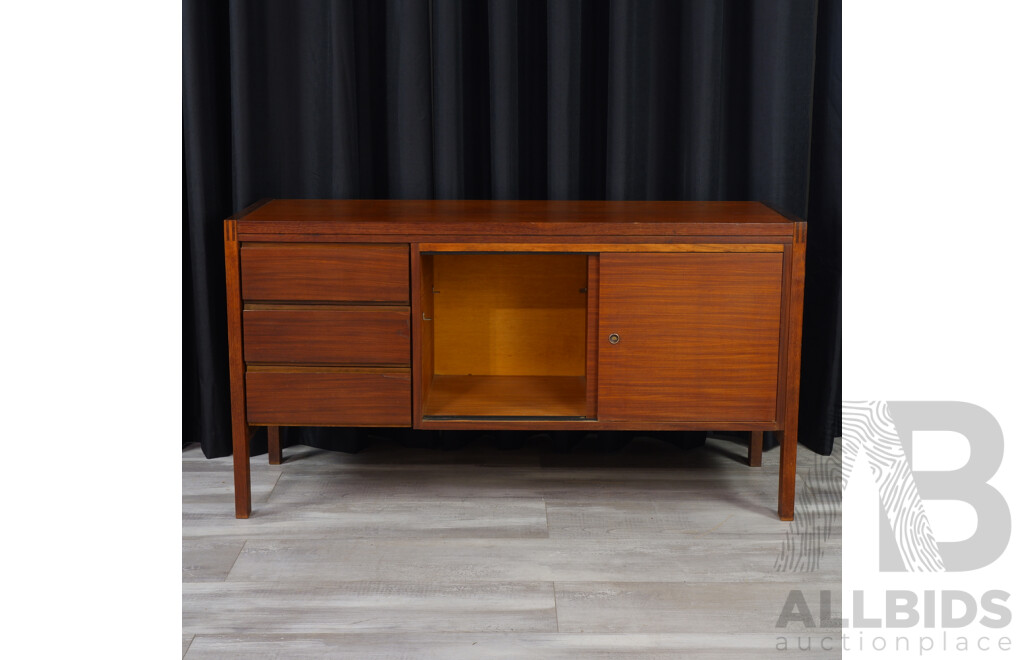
left=778, top=223, right=807, bottom=520
left=243, top=306, right=410, bottom=365
left=240, top=233, right=795, bottom=244
left=246, top=370, right=411, bottom=426
left=598, top=253, right=783, bottom=422
left=223, top=220, right=251, bottom=518
left=267, top=425, right=281, bottom=465
left=748, top=430, right=763, bottom=468
left=235, top=199, right=797, bottom=236
left=585, top=255, right=599, bottom=418
left=240, top=243, right=409, bottom=302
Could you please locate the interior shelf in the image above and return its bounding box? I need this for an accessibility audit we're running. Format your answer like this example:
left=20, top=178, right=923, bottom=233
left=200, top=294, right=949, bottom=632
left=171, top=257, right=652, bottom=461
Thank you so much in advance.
left=423, top=374, right=587, bottom=418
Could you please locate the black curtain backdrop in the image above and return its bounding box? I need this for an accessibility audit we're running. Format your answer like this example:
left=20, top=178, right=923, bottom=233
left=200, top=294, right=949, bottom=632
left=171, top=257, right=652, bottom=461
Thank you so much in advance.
left=184, top=0, right=841, bottom=458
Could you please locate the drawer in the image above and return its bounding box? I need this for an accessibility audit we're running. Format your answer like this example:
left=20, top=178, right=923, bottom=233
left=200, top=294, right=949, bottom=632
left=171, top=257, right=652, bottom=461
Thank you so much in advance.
left=245, top=368, right=411, bottom=426
left=243, top=306, right=410, bottom=365
left=240, top=243, right=409, bottom=302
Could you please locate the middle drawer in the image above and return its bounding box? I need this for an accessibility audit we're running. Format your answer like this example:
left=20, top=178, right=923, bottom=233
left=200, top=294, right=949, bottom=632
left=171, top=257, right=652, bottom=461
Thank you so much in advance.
left=243, top=305, right=410, bottom=365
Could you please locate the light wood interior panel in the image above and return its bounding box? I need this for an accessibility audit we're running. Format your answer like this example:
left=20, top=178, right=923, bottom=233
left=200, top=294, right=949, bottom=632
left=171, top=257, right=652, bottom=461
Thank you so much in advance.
left=431, top=254, right=587, bottom=377
left=423, top=375, right=587, bottom=418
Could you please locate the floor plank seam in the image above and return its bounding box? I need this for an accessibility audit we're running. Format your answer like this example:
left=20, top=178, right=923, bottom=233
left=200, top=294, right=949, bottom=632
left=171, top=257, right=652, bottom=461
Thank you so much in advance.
left=551, top=582, right=561, bottom=633
left=186, top=577, right=838, bottom=587
left=264, top=470, right=284, bottom=503
left=223, top=539, right=248, bottom=581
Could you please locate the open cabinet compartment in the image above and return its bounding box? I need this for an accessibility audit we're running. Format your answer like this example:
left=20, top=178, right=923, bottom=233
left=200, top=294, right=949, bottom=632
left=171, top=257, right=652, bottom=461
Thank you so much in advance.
left=420, top=252, right=591, bottom=419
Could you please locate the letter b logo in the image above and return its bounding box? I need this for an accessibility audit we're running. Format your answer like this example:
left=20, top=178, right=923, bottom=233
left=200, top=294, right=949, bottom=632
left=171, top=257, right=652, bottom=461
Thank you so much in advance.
left=843, top=401, right=1010, bottom=572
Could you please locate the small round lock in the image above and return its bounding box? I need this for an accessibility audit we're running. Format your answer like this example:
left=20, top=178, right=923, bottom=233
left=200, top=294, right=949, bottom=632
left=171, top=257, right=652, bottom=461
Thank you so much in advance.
left=608, top=333, right=620, bottom=345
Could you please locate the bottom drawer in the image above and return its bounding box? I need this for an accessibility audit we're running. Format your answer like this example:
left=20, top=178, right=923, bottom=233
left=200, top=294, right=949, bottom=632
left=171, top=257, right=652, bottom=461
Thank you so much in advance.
left=246, top=368, right=411, bottom=426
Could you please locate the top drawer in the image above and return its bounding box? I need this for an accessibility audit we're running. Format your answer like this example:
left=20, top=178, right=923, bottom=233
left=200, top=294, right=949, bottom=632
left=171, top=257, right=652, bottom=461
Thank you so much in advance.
left=240, top=243, right=409, bottom=302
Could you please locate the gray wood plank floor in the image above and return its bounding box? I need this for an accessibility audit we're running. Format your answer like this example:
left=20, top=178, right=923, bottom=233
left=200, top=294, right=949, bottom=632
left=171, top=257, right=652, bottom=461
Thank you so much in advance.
left=183, top=434, right=841, bottom=658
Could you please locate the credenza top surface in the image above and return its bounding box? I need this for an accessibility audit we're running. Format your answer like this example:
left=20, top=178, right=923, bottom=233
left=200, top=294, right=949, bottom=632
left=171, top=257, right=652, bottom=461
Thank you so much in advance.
left=232, top=199, right=801, bottom=237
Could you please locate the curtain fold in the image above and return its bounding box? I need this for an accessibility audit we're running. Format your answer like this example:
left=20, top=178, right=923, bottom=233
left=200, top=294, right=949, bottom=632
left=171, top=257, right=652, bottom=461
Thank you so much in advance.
left=487, top=0, right=519, bottom=199
left=184, top=0, right=841, bottom=458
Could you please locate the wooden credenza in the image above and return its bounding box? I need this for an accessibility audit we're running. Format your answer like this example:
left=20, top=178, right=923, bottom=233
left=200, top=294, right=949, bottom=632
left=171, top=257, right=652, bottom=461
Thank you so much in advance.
left=224, top=200, right=806, bottom=520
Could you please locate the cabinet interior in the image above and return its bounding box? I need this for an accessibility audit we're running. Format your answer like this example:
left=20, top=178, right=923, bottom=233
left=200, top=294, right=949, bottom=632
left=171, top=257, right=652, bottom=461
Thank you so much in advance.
left=420, top=253, right=590, bottom=418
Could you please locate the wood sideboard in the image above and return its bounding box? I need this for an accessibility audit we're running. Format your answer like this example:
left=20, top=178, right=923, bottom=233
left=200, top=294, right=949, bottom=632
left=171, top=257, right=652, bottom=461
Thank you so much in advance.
left=224, top=200, right=806, bottom=521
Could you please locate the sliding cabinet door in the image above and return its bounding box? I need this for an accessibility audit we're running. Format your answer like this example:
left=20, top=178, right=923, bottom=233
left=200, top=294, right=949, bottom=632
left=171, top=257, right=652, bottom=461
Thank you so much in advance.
left=598, top=253, right=784, bottom=423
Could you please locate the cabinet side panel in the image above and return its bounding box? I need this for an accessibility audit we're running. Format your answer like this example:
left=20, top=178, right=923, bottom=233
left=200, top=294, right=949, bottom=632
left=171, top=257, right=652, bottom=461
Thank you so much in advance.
left=598, top=253, right=783, bottom=422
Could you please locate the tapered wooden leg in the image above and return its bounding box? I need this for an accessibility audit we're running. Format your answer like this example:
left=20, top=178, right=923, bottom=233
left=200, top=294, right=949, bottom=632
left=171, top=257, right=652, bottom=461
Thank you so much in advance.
left=778, top=429, right=796, bottom=520
left=748, top=430, right=763, bottom=467
left=268, top=425, right=282, bottom=465
left=225, top=219, right=251, bottom=518
left=232, top=425, right=252, bottom=519
left=778, top=222, right=805, bottom=521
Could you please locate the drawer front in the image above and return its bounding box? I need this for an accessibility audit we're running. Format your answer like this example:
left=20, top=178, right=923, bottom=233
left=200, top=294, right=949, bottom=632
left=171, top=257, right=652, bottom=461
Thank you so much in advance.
left=243, top=306, right=410, bottom=365
left=241, top=243, right=409, bottom=302
left=246, top=369, right=411, bottom=426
